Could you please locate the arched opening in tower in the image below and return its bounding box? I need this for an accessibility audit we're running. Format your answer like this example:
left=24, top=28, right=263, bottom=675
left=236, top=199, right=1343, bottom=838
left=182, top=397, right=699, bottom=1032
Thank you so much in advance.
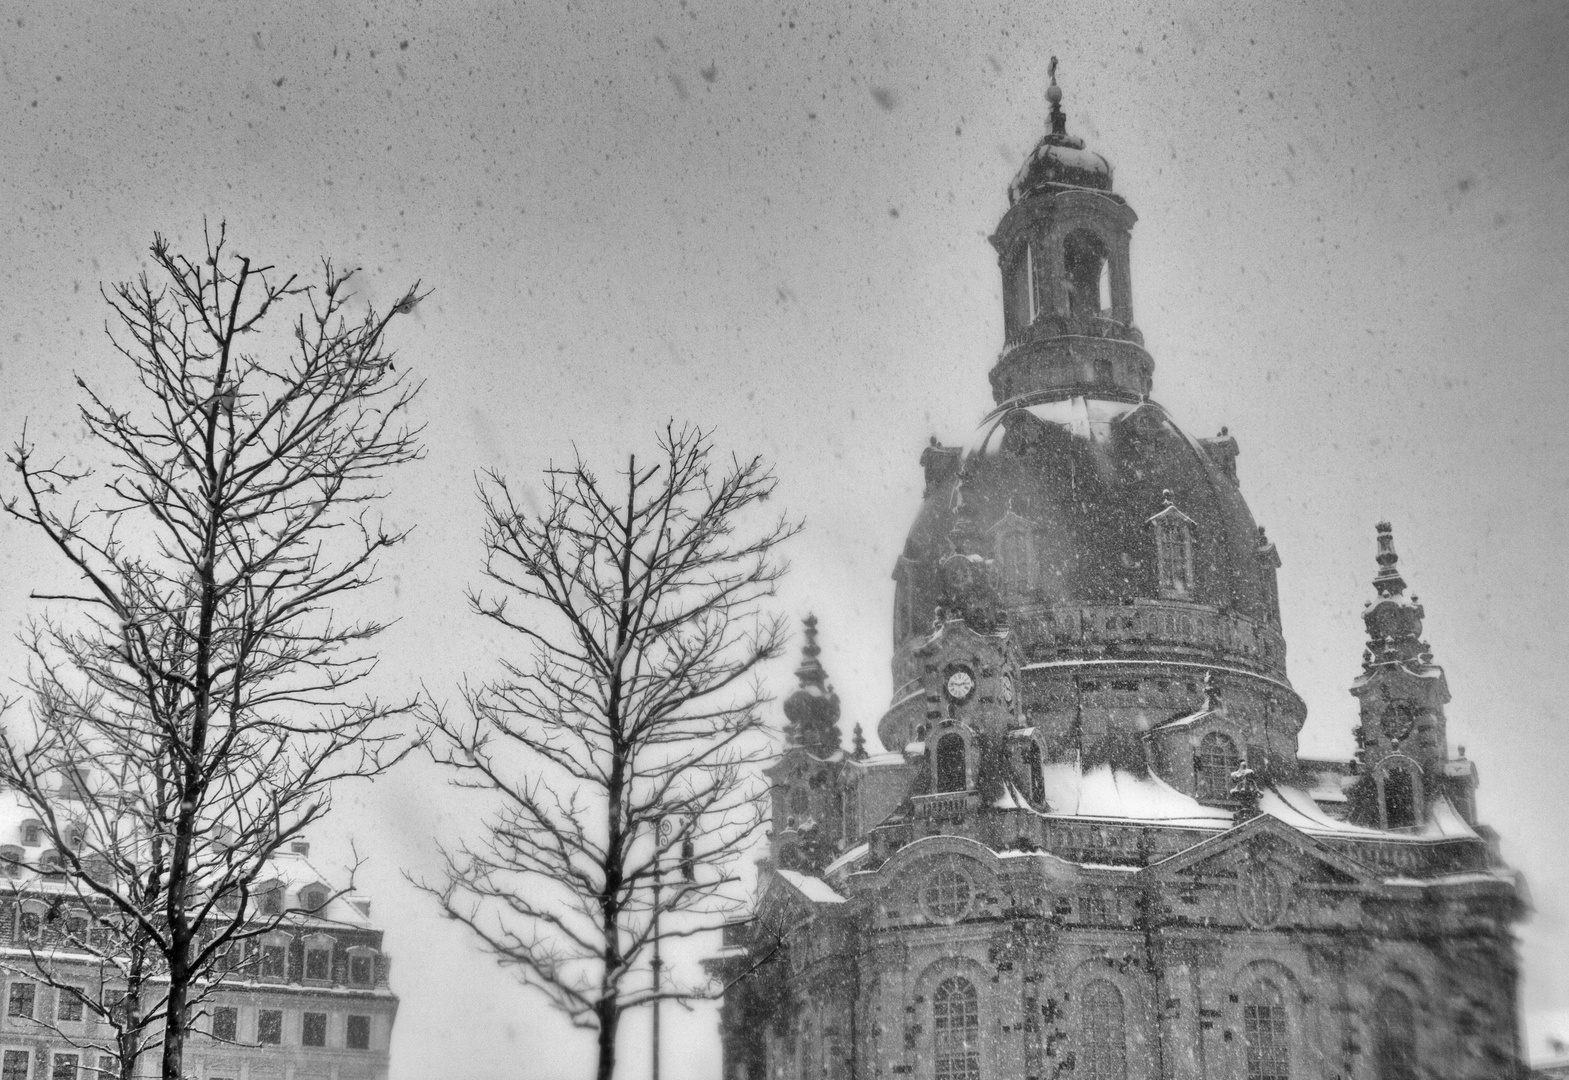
left=935, top=734, right=967, bottom=793
left=1382, top=767, right=1418, bottom=829
left=1064, top=229, right=1109, bottom=319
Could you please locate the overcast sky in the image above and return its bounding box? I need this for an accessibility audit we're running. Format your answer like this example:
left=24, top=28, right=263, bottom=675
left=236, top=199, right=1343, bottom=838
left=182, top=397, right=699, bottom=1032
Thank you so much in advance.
left=2, top=0, right=1567, bottom=1076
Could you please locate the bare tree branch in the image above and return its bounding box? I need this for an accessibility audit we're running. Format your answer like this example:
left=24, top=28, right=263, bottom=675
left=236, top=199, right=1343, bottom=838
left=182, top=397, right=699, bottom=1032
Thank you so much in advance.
left=0, top=225, right=426, bottom=1080
left=413, top=423, right=799, bottom=1080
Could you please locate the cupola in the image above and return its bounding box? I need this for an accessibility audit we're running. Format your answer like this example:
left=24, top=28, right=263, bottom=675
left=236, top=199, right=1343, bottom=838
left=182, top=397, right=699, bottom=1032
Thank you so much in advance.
left=987, top=58, right=1152, bottom=405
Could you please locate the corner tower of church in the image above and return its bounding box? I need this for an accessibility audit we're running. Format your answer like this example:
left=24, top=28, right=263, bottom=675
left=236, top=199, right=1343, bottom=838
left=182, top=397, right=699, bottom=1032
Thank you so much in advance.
left=714, top=63, right=1526, bottom=1080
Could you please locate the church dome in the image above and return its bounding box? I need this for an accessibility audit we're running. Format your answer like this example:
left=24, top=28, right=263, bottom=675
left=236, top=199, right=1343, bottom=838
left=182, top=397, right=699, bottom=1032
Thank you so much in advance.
left=1008, top=134, right=1113, bottom=203
left=894, top=394, right=1285, bottom=675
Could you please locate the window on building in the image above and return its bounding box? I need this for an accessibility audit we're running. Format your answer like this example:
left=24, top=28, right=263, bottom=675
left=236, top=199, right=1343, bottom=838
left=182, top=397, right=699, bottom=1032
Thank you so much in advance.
left=348, top=952, right=375, bottom=987
left=20, top=823, right=40, bottom=847
left=1080, top=893, right=1110, bottom=925
left=55, top=986, right=83, bottom=1023
left=1080, top=980, right=1128, bottom=1080
left=787, top=787, right=809, bottom=820
left=997, top=530, right=1035, bottom=598
left=347, top=1014, right=371, bottom=1051
left=211, top=1005, right=238, bottom=1042
left=302, top=1012, right=327, bottom=1048
left=1196, top=733, right=1240, bottom=801
left=935, top=735, right=967, bottom=793
left=17, top=910, right=41, bottom=941
left=62, top=911, right=88, bottom=948
left=0, top=1051, right=25, bottom=1080
left=1152, top=509, right=1196, bottom=599
left=257, top=1009, right=283, bottom=1045
left=923, top=869, right=972, bottom=921
left=305, top=944, right=332, bottom=981
left=1024, top=742, right=1045, bottom=805
left=932, top=977, right=980, bottom=1080
left=49, top=1054, right=76, bottom=1080
left=259, top=889, right=283, bottom=915
left=1383, top=768, right=1418, bottom=829
left=1373, top=989, right=1417, bottom=1079
left=1242, top=983, right=1290, bottom=1080
left=8, top=982, right=34, bottom=1019
left=300, top=886, right=329, bottom=912
left=260, top=943, right=288, bottom=980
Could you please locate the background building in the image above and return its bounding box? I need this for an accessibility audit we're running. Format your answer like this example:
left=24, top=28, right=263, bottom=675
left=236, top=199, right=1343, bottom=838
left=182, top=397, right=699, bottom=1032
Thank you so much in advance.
left=0, top=789, right=396, bottom=1080
left=716, top=72, right=1527, bottom=1080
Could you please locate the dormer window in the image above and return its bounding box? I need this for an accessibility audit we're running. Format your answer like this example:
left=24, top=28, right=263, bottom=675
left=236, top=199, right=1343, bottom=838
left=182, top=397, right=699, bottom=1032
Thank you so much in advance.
left=259, top=888, right=283, bottom=916
left=304, top=936, right=334, bottom=982
left=1148, top=495, right=1197, bottom=599
left=347, top=948, right=377, bottom=987
left=299, top=885, right=329, bottom=912
left=259, top=937, right=289, bottom=980
left=1196, top=732, right=1240, bottom=802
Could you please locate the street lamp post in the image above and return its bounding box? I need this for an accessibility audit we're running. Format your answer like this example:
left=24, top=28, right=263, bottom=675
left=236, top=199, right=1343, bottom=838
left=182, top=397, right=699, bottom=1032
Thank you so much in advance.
left=652, top=816, right=670, bottom=1080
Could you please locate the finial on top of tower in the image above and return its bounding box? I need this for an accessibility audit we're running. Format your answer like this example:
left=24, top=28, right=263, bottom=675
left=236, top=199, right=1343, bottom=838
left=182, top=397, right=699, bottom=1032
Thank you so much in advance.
left=1372, top=521, right=1407, bottom=597
left=1046, top=56, right=1067, bottom=136
left=794, top=613, right=827, bottom=688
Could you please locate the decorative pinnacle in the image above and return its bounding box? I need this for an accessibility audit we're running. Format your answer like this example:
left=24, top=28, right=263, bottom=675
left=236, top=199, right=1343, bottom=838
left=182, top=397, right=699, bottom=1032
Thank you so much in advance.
left=1372, top=521, right=1407, bottom=597
left=1047, top=56, right=1067, bottom=136
left=794, top=614, right=827, bottom=688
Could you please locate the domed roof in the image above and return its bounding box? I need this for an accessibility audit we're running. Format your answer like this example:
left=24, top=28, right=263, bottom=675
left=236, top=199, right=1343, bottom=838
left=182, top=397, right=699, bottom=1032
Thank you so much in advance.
left=897, top=395, right=1278, bottom=644
left=1008, top=135, right=1113, bottom=203
left=1006, top=61, right=1114, bottom=203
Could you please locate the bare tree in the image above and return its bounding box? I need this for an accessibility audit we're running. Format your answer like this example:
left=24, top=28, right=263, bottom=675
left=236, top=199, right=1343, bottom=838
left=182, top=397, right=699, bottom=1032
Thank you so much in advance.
left=418, top=423, right=798, bottom=1080
left=0, top=225, right=425, bottom=1080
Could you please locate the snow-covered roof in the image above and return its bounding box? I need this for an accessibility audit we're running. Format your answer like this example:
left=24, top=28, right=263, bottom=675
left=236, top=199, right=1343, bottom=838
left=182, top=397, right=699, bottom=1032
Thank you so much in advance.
left=774, top=869, right=846, bottom=905
left=1041, top=764, right=1234, bottom=827
left=1149, top=707, right=1217, bottom=732
left=967, top=396, right=1144, bottom=455
left=849, top=752, right=906, bottom=770
left=823, top=842, right=870, bottom=878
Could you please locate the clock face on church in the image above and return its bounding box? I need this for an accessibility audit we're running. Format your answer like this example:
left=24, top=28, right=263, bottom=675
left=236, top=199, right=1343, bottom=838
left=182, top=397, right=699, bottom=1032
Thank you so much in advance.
left=945, top=667, right=976, bottom=704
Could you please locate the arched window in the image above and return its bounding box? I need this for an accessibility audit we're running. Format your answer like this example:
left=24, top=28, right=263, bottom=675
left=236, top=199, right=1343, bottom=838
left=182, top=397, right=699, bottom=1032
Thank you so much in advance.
left=1242, top=982, right=1290, bottom=1080
left=935, top=735, right=967, bottom=793
left=1064, top=230, right=1109, bottom=318
left=1372, top=989, right=1417, bottom=1080
left=1005, top=243, right=1035, bottom=338
left=1382, top=767, right=1418, bottom=829
left=997, top=531, right=1035, bottom=598
left=1079, top=980, right=1127, bottom=1080
left=1151, top=506, right=1196, bottom=599
left=1024, top=742, right=1045, bottom=805
left=1196, top=733, right=1240, bottom=801
left=1093, top=357, right=1114, bottom=386
left=932, top=977, right=980, bottom=1080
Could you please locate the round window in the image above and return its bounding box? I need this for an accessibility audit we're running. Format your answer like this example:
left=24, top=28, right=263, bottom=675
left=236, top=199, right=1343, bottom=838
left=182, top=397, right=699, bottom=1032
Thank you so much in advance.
left=923, top=867, right=973, bottom=921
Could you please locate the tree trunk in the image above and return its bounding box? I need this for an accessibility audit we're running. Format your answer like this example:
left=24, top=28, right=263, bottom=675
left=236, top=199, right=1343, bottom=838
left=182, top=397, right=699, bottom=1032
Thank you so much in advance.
left=595, top=998, right=618, bottom=1080
left=160, top=969, right=186, bottom=1080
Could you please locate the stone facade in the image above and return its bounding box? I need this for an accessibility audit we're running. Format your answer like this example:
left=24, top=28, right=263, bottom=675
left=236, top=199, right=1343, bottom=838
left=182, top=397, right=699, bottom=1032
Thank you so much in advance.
left=0, top=814, right=396, bottom=1080
left=713, top=66, right=1527, bottom=1080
